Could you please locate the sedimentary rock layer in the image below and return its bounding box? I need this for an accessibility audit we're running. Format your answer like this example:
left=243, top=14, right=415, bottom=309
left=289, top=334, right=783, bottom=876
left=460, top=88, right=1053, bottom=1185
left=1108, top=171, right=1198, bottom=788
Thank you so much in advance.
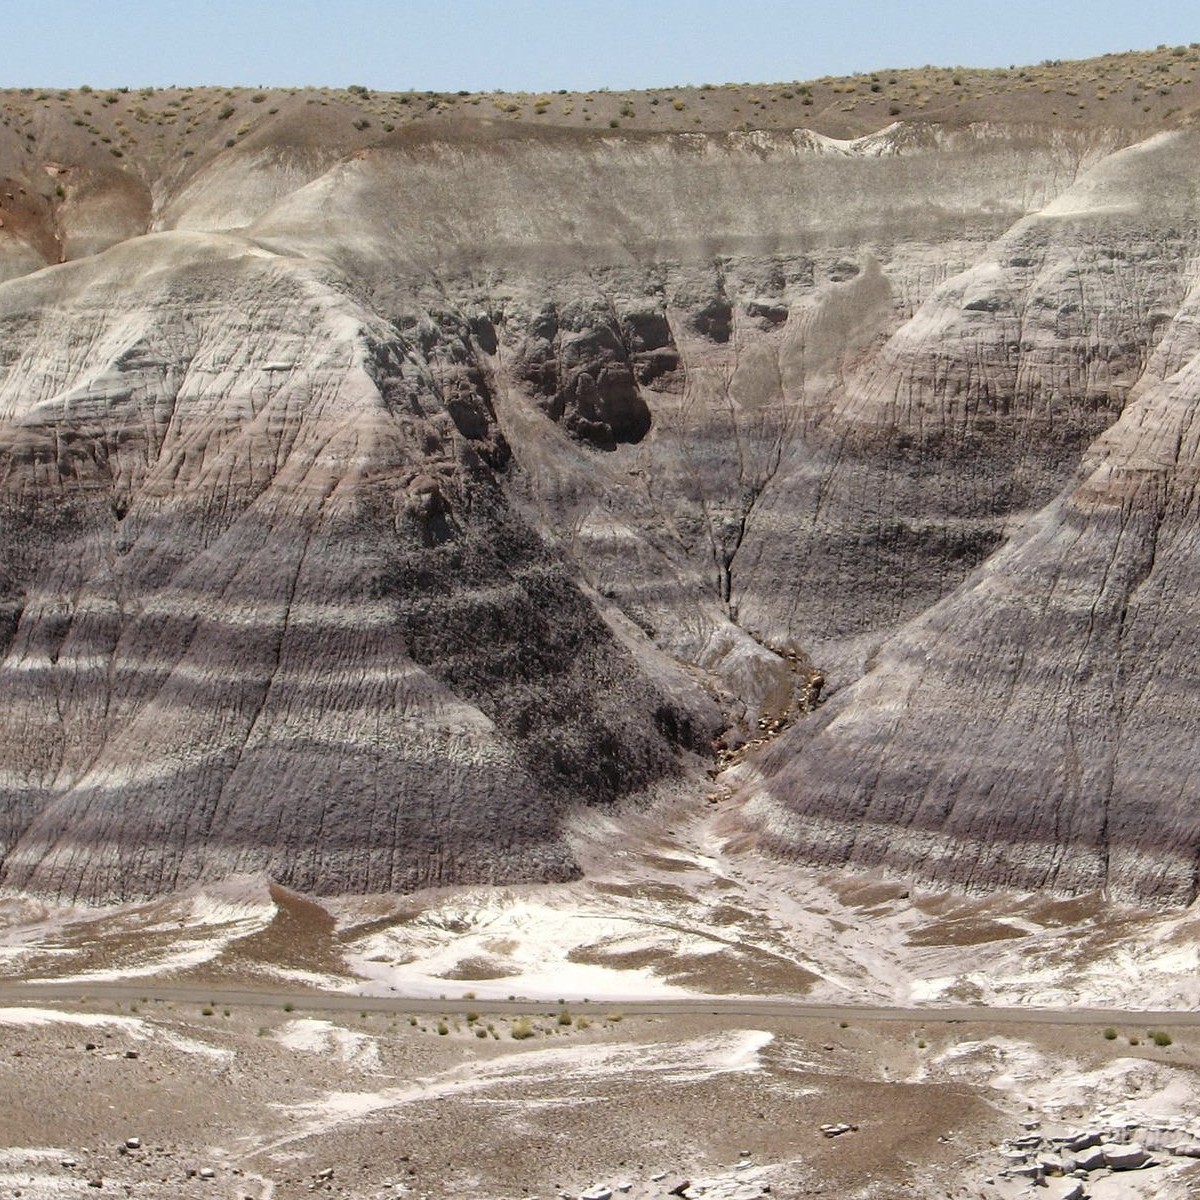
left=0, top=82, right=1198, bottom=901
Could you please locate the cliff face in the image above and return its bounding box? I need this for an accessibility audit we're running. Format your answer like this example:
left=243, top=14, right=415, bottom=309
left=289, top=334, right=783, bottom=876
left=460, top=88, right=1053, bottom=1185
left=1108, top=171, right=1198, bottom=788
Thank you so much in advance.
left=1, top=74, right=1199, bottom=902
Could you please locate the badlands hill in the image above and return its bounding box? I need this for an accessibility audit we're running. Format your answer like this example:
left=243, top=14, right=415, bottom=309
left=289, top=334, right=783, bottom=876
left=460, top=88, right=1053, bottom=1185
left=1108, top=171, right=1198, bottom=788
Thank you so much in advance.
left=2, top=48, right=1200, bottom=904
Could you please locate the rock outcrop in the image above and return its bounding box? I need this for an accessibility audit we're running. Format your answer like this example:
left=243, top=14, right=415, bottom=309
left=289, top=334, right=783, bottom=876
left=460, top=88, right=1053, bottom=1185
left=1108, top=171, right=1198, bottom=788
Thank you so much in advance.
left=1, top=67, right=1199, bottom=901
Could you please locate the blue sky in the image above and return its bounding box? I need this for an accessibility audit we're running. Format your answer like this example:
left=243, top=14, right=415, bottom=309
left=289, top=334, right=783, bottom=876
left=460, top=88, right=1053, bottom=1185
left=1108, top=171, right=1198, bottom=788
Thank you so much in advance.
left=1, top=1, right=1197, bottom=92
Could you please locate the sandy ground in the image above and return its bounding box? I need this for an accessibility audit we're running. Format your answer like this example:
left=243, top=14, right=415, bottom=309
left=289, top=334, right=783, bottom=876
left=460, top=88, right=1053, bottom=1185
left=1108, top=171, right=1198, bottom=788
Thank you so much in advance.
left=4, top=794, right=1199, bottom=1013
left=0, top=997, right=1198, bottom=1200
left=2, top=794, right=1200, bottom=1197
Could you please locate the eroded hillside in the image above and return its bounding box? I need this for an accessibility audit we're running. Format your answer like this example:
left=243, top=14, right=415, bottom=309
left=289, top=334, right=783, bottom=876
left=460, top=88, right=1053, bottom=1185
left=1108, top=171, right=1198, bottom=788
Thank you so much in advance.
left=1, top=49, right=1200, bottom=902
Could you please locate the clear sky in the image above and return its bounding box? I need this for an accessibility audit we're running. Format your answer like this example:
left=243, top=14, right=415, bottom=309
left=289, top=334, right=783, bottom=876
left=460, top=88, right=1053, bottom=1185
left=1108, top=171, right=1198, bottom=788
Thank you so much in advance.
left=1, top=0, right=1197, bottom=92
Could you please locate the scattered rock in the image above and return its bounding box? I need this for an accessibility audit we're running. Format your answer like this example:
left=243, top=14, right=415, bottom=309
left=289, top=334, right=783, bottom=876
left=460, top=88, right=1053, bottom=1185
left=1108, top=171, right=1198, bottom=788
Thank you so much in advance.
left=1101, top=1142, right=1150, bottom=1170
left=1071, top=1145, right=1106, bottom=1172
left=819, top=1123, right=854, bottom=1138
left=1042, top=1180, right=1084, bottom=1200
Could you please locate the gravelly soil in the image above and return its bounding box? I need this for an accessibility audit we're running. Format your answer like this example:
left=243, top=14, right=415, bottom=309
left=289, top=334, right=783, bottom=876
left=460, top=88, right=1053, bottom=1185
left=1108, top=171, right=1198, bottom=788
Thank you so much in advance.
left=3, top=993, right=1198, bottom=1200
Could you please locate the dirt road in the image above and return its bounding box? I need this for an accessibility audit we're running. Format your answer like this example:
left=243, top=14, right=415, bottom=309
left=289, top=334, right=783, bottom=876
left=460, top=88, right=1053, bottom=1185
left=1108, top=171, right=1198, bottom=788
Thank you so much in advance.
left=1, top=979, right=1197, bottom=1025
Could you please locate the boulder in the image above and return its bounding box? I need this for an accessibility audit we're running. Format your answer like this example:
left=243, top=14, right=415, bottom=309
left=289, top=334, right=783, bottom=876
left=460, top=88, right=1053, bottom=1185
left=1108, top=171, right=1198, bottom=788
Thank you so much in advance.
left=1101, top=1143, right=1150, bottom=1170
left=1072, top=1146, right=1107, bottom=1172
left=1042, top=1180, right=1084, bottom=1200
left=1038, top=1153, right=1072, bottom=1176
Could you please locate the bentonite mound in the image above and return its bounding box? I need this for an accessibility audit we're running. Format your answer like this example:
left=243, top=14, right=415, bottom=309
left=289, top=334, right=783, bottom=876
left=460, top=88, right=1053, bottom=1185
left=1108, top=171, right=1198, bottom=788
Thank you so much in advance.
left=1, top=60, right=1200, bottom=902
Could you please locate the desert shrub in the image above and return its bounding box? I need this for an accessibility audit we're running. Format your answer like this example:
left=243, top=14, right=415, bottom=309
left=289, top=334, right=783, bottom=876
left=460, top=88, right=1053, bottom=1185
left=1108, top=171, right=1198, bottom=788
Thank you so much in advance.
left=1150, top=1030, right=1173, bottom=1047
left=1102, top=1027, right=1118, bottom=1040
left=436, top=1020, right=449, bottom=1036
left=557, top=1009, right=572, bottom=1026
left=511, top=1017, right=534, bottom=1040
left=201, top=1004, right=214, bottom=1016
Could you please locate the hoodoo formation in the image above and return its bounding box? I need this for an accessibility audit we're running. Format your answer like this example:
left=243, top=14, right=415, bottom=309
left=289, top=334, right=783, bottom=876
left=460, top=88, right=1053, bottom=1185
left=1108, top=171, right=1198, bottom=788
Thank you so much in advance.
left=2, top=51, right=1200, bottom=903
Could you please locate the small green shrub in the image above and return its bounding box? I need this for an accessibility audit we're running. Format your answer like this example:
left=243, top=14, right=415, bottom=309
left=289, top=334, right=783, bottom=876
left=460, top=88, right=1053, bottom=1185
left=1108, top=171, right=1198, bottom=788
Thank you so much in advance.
left=1102, top=1027, right=1118, bottom=1040
left=511, top=1017, right=535, bottom=1040
left=282, top=1002, right=294, bottom=1013
left=1150, top=1030, right=1173, bottom=1047
left=557, top=1009, right=572, bottom=1026
left=436, top=1021, right=449, bottom=1036
left=201, top=1004, right=214, bottom=1016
